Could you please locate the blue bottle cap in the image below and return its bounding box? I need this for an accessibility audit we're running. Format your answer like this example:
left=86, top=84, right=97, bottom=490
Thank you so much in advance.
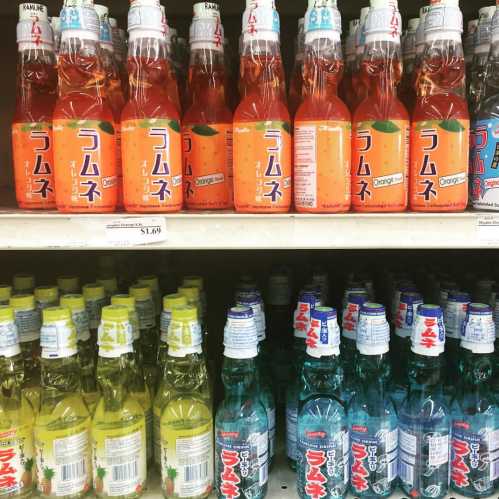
left=294, top=291, right=318, bottom=339
left=236, top=294, right=265, bottom=342
left=447, top=292, right=471, bottom=303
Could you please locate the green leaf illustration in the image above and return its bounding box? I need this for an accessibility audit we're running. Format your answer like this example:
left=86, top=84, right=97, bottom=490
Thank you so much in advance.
left=255, top=121, right=291, bottom=133
left=138, top=119, right=170, bottom=128
left=372, top=121, right=400, bottom=133
left=191, top=125, right=219, bottom=136
left=438, top=119, right=465, bottom=133
left=168, top=120, right=181, bottom=133
left=21, top=123, right=43, bottom=133
left=67, top=121, right=82, bottom=129
left=99, top=121, right=115, bottom=135
left=281, top=121, right=291, bottom=134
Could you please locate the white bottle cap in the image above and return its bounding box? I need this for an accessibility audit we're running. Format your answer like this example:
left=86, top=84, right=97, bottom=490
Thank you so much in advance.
left=94, top=3, right=108, bottom=16
left=411, top=304, right=446, bottom=356
left=365, top=0, right=402, bottom=43
left=128, top=3, right=165, bottom=41
left=224, top=306, right=259, bottom=359
left=304, top=1, right=342, bottom=43
left=461, top=303, right=495, bottom=354
left=17, top=4, right=54, bottom=47
left=444, top=292, right=470, bottom=339
left=308, top=0, right=337, bottom=7
left=424, top=0, right=463, bottom=42
left=242, top=4, right=280, bottom=43
left=342, top=291, right=368, bottom=340
left=306, top=307, right=340, bottom=358
left=190, top=2, right=224, bottom=50
left=60, top=2, right=100, bottom=41
left=109, top=17, right=118, bottom=28
left=246, top=0, right=275, bottom=7
left=416, top=5, right=431, bottom=49
left=350, top=18, right=360, bottom=34
left=193, top=2, right=220, bottom=18
left=356, top=303, right=390, bottom=355
left=19, top=3, right=48, bottom=22
left=236, top=293, right=266, bottom=342
left=370, top=0, right=398, bottom=8
left=395, top=292, right=423, bottom=339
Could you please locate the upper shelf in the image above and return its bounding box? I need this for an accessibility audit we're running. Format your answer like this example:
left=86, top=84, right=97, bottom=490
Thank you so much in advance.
left=0, top=209, right=498, bottom=250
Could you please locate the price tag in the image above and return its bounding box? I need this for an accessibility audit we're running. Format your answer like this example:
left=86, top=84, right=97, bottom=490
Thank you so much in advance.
left=477, top=215, right=499, bottom=245
left=105, top=217, right=167, bottom=247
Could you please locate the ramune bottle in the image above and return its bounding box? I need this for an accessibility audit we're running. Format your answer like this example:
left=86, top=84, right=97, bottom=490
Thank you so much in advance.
left=12, top=2, right=57, bottom=210
left=216, top=306, right=268, bottom=499
left=286, top=290, right=318, bottom=471
left=472, top=3, right=499, bottom=211
left=294, top=0, right=351, bottom=213
left=36, top=307, right=92, bottom=499
left=297, top=307, right=348, bottom=498
left=53, top=0, right=118, bottom=213
left=160, top=305, right=213, bottom=499
left=348, top=303, right=398, bottom=497
left=92, top=305, right=147, bottom=498
left=399, top=305, right=450, bottom=499
left=450, top=303, right=499, bottom=497
left=0, top=306, right=35, bottom=498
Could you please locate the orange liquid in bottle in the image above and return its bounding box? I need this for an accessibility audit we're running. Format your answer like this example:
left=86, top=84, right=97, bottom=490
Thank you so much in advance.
left=53, top=28, right=118, bottom=213
left=12, top=47, right=58, bottom=209
left=121, top=36, right=183, bottom=213
left=294, top=36, right=351, bottom=213
left=233, top=37, right=292, bottom=213
left=183, top=50, right=233, bottom=210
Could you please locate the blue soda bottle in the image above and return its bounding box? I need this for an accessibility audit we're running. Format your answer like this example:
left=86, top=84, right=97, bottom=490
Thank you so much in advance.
left=236, top=292, right=276, bottom=468
left=215, top=306, right=268, bottom=499
left=450, top=303, right=499, bottom=497
left=399, top=304, right=450, bottom=499
left=286, top=290, right=318, bottom=470
left=297, top=307, right=348, bottom=498
left=349, top=303, right=398, bottom=498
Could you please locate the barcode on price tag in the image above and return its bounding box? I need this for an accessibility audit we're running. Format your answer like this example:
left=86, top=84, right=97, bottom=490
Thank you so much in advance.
left=105, top=217, right=167, bottom=247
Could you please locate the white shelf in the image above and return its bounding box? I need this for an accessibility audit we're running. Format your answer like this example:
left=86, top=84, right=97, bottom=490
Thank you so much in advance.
left=0, top=208, right=498, bottom=250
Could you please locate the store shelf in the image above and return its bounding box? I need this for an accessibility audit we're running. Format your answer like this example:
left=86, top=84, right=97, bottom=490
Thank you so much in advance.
left=0, top=208, right=498, bottom=250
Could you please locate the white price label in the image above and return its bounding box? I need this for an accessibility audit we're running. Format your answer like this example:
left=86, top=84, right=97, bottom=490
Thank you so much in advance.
left=105, top=218, right=167, bottom=247
left=477, top=215, right=499, bottom=245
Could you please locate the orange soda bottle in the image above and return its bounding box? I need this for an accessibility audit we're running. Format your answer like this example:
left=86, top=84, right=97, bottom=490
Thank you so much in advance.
left=294, top=0, right=351, bottom=213
left=182, top=2, right=233, bottom=210
left=233, top=0, right=292, bottom=213
left=121, top=0, right=183, bottom=213
left=12, top=3, right=57, bottom=210
left=351, top=0, right=410, bottom=212
left=351, top=7, right=370, bottom=113
left=410, top=0, right=469, bottom=212
left=53, top=0, right=118, bottom=213
left=95, top=4, right=126, bottom=209
left=288, top=18, right=305, bottom=119
left=339, top=19, right=360, bottom=113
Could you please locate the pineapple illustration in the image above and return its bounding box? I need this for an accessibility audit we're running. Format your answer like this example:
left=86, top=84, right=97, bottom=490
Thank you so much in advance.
left=164, top=467, right=177, bottom=497
left=41, top=467, right=55, bottom=496
left=95, top=467, right=106, bottom=494
left=21, top=458, right=34, bottom=488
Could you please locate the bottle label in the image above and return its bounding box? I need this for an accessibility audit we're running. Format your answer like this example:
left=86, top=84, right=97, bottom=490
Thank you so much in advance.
left=11, top=123, right=56, bottom=209
left=471, top=119, right=499, bottom=210
left=286, top=402, right=298, bottom=461
left=305, top=5, right=342, bottom=33
left=411, top=312, right=446, bottom=356
left=13, top=309, right=41, bottom=343
left=352, top=120, right=410, bottom=211
left=168, top=319, right=202, bottom=351
left=294, top=121, right=351, bottom=212
left=183, top=124, right=233, bottom=210
left=445, top=302, right=468, bottom=339
left=128, top=4, right=164, bottom=33
left=294, top=300, right=313, bottom=339
left=97, top=320, right=133, bottom=357
left=53, top=119, right=118, bottom=212
left=160, top=310, right=172, bottom=343
left=242, top=5, right=280, bottom=38
left=410, top=119, right=469, bottom=211
left=342, top=302, right=361, bottom=340
left=85, top=297, right=107, bottom=330
left=357, top=313, right=390, bottom=350
left=35, top=422, right=91, bottom=497
left=72, top=310, right=91, bottom=342
left=234, top=121, right=292, bottom=212
left=297, top=426, right=349, bottom=497
left=462, top=313, right=496, bottom=347
left=190, top=18, right=224, bottom=50
left=425, top=5, right=463, bottom=36
left=0, top=321, right=21, bottom=356
left=216, top=430, right=268, bottom=498
left=451, top=423, right=499, bottom=492
left=92, top=423, right=147, bottom=497
left=161, top=421, right=213, bottom=498
left=0, top=425, right=35, bottom=496
left=395, top=302, right=420, bottom=338
left=350, top=425, right=398, bottom=494
left=223, top=314, right=258, bottom=357
left=399, top=424, right=449, bottom=491
left=60, top=6, right=100, bottom=34
left=135, top=298, right=155, bottom=330
left=121, top=119, right=183, bottom=212
left=40, top=320, right=78, bottom=359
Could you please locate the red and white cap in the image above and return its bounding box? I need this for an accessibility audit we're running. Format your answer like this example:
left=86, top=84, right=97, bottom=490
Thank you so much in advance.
left=17, top=3, right=54, bottom=48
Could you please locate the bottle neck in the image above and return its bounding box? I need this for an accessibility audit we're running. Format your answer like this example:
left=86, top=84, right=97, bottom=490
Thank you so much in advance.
left=461, top=350, right=494, bottom=387
left=0, top=355, right=24, bottom=406
left=165, top=352, right=207, bottom=392
left=222, top=357, right=258, bottom=399
left=302, top=38, right=343, bottom=100
left=41, top=355, right=82, bottom=404
left=407, top=353, right=444, bottom=395
left=97, top=355, right=130, bottom=410
left=302, top=353, right=343, bottom=397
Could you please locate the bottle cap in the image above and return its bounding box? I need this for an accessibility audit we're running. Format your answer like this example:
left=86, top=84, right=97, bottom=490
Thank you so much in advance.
left=19, top=3, right=48, bottom=22
left=128, top=2, right=165, bottom=40
left=60, top=294, right=85, bottom=311
left=411, top=304, right=446, bottom=356
left=346, top=19, right=360, bottom=58
left=424, top=0, right=463, bottom=42
left=461, top=303, right=495, bottom=353
left=0, top=307, right=20, bottom=358
left=109, top=17, right=118, bottom=28
left=0, top=285, right=12, bottom=303
left=60, top=294, right=90, bottom=342
left=101, top=304, right=129, bottom=322
left=306, top=306, right=340, bottom=358
left=193, top=2, right=220, bottom=18
left=236, top=293, right=266, bottom=342
left=304, top=0, right=342, bottom=43
left=294, top=291, right=318, bottom=339
left=416, top=5, right=431, bottom=48
left=408, top=17, right=420, bottom=31
left=357, top=303, right=390, bottom=355
left=167, top=305, right=202, bottom=355
left=163, top=293, right=187, bottom=311
left=342, top=291, right=369, bottom=340
left=183, top=275, right=204, bottom=289
left=35, top=286, right=59, bottom=305
left=391, top=283, right=417, bottom=320
left=40, top=306, right=77, bottom=359
left=129, top=284, right=152, bottom=301
left=60, top=1, right=100, bottom=41
left=493, top=9, right=499, bottom=43
left=0, top=306, right=15, bottom=323
left=267, top=272, right=291, bottom=306
left=138, top=275, right=160, bottom=290
left=43, top=306, right=71, bottom=323
left=444, top=292, right=470, bottom=339
left=57, top=276, right=79, bottom=294
left=223, top=306, right=259, bottom=359
left=365, top=0, right=402, bottom=43
left=13, top=274, right=35, bottom=293
left=395, top=291, right=423, bottom=338
left=242, top=3, right=280, bottom=43
left=83, top=283, right=105, bottom=301
left=10, top=294, right=35, bottom=311
left=356, top=6, right=370, bottom=54
left=111, top=294, right=136, bottom=309
left=178, top=286, right=200, bottom=302
left=97, top=277, right=118, bottom=296
left=98, top=305, right=133, bottom=357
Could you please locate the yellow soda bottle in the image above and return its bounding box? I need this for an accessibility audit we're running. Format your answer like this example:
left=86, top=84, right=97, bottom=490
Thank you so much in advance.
left=0, top=285, right=12, bottom=305
left=35, top=307, right=92, bottom=499
left=153, top=293, right=187, bottom=468
left=60, top=294, right=99, bottom=415
left=10, top=294, right=41, bottom=412
left=0, top=305, right=35, bottom=498
left=92, top=306, right=147, bottom=499
left=96, top=278, right=119, bottom=301
left=82, top=284, right=107, bottom=339
left=13, top=275, right=35, bottom=295
left=34, top=286, right=59, bottom=311
left=160, top=305, right=213, bottom=499
left=111, top=295, right=153, bottom=465
left=182, top=276, right=206, bottom=326
left=57, top=276, right=80, bottom=295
